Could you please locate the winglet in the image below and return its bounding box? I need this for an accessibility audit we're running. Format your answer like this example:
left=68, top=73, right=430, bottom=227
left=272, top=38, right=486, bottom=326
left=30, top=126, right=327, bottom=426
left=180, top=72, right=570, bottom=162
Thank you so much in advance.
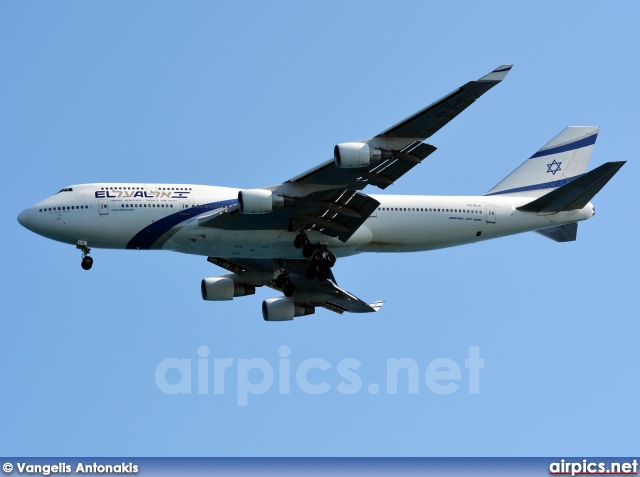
left=479, top=64, right=513, bottom=82
left=369, top=300, right=385, bottom=312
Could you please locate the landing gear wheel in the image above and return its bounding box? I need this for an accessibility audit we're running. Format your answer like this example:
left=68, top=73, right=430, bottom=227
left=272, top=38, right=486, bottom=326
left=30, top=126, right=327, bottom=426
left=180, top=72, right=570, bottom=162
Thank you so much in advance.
left=293, top=233, right=307, bottom=249
left=275, top=273, right=289, bottom=288
left=302, top=243, right=315, bottom=258
left=305, top=265, right=317, bottom=280
left=81, top=256, right=93, bottom=270
left=325, top=253, right=337, bottom=268
left=312, top=251, right=325, bottom=264
left=77, top=241, right=93, bottom=270
left=317, top=266, right=330, bottom=282
left=284, top=282, right=296, bottom=297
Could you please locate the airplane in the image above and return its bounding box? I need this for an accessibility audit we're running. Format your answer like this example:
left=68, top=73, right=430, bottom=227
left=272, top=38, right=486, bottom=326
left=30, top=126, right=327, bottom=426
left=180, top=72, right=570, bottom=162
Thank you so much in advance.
left=17, top=65, right=625, bottom=321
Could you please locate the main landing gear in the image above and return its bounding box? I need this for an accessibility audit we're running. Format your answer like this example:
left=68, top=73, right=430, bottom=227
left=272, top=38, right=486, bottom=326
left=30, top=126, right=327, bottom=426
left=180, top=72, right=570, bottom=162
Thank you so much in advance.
left=77, top=240, right=93, bottom=270
left=293, top=233, right=337, bottom=282
left=275, top=272, right=296, bottom=297
left=273, top=233, right=339, bottom=296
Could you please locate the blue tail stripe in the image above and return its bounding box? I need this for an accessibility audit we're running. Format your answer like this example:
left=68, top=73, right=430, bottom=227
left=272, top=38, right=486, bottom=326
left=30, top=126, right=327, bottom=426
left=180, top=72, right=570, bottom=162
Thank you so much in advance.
left=485, top=175, right=583, bottom=196
left=530, top=133, right=597, bottom=159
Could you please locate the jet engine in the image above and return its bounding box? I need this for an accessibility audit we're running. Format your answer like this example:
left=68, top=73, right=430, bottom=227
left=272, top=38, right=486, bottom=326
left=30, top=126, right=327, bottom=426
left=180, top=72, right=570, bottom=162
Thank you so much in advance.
left=238, top=189, right=293, bottom=214
left=262, top=298, right=315, bottom=322
left=334, top=142, right=391, bottom=169
left=201, top=277, right=256, bottom=301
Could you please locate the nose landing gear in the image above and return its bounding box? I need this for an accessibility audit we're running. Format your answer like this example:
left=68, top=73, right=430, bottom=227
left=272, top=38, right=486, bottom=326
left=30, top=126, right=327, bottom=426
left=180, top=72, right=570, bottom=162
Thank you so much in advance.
left=81, top=256, right=94, bottom=270
left=77, top=240, right=93, bottom=270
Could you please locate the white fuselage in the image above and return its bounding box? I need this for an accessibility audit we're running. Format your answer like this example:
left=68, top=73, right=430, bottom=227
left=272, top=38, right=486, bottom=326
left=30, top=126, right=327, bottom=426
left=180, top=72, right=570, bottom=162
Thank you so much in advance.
left=18, top=183, right=595, bottom=259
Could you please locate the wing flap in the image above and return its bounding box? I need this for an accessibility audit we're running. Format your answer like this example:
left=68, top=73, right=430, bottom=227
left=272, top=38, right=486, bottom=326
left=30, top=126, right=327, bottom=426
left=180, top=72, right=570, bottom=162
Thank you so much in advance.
left=306, top=189, right=380, bottom=241
left=367, top=142, right=437, bottom=190
left=285, top=279, right=382, bottom=314
left=288, top=141, right=436, bottom=190
left=207, top=257, right=383, bottom=315
left=281, top=260, right=382, bottom=313
left=199, top=189, right=379, bottom=243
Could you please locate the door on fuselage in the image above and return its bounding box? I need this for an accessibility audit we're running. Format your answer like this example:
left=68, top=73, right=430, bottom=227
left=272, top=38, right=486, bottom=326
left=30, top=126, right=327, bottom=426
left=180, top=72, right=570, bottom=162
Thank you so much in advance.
left=486, top=205, right=496, bottom=224
left=98, top=199, right=109, bottom=215
left=180, top=199, right=194, bottom=215
left=145, top=183, right=158, bottom=199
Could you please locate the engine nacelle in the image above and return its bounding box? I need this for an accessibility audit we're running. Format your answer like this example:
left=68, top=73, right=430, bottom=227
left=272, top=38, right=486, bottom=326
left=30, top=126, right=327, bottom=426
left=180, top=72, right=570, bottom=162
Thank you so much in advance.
left=334, top=142, right=390, bottom=169
left=262, top=298, right=315, bottom=322
left=201, top=277, right=256, bottom=301
left=238, top=189, right=292, bottom=214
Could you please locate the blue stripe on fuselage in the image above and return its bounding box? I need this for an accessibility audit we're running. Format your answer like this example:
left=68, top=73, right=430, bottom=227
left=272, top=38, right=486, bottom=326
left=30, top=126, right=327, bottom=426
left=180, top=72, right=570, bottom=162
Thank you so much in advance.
left=126, top=199, right=238, bottom=249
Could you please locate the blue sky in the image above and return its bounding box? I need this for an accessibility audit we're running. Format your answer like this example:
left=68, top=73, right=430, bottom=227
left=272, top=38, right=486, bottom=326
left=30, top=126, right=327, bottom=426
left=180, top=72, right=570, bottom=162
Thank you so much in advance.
left=1, top=1, right=638, bottom=456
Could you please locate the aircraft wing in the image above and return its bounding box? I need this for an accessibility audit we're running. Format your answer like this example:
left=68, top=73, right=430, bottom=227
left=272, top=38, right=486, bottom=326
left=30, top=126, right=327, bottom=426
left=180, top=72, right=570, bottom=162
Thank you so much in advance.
left=288, top=65, right=512, bottom=189
left=199, top=65, right=511, bottom=242
left=208, top=257, right=384, bottom=314
left=287, top=141, right=437, bottom=191
left=199, top=188, right=380, bottom=242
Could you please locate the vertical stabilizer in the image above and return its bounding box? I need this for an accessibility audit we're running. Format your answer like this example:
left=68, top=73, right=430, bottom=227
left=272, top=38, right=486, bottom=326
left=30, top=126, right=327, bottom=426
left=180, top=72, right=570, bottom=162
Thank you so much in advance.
left=486, top=126, right=599, bottom=197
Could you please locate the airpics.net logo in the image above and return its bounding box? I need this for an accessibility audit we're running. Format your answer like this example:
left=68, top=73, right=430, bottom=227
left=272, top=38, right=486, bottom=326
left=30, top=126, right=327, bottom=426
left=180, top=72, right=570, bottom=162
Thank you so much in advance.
left=154, top=346, right=484, bottom=406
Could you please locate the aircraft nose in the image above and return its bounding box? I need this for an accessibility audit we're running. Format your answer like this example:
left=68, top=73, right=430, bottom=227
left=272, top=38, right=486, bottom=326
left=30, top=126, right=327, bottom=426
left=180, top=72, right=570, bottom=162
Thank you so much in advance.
left=17, top=208, right=30, bottom=229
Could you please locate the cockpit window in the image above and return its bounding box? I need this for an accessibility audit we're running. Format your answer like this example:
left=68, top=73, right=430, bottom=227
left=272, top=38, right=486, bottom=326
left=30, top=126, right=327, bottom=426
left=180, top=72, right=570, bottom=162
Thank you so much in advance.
left=56, top=188, right=73, bottom=193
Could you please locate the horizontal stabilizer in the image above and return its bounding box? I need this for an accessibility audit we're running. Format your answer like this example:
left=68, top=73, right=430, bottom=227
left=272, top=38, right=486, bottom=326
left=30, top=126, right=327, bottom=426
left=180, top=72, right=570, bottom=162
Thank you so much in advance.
left=535, top=223, right=577, bottom=242
left=517, top=161, right=625, bottom=213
